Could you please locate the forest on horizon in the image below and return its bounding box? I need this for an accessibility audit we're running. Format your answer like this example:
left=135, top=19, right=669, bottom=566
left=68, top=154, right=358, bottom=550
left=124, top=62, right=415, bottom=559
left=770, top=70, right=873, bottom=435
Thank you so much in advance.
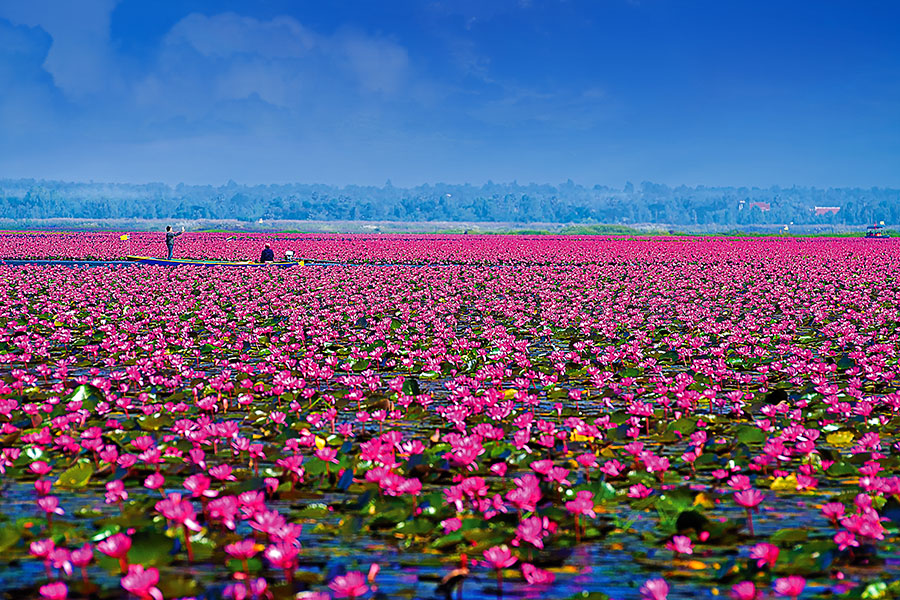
left=2, top=178, right=898, bottom=226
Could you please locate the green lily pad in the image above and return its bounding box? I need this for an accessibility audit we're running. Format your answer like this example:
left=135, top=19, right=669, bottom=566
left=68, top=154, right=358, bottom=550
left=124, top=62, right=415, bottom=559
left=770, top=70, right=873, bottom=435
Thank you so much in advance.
left=56, top=459, right=94, bottom=489
left=735, top=425, right=766, bottom=444
left=0, top=527, right=21, bottom=553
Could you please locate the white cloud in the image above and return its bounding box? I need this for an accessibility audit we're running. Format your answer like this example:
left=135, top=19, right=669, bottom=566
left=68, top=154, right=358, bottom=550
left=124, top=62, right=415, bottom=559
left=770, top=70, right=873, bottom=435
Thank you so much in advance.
left=468, top=85, right=612, bottom=131
left=166, top=13, right=316, bottom=60
left=329, top=30, right=409, bottom=94
left=0, top=5, right=414, bottom=121
left=0, top=0, right=121, bottom=99
left=156, top=12, right=411, bottom=110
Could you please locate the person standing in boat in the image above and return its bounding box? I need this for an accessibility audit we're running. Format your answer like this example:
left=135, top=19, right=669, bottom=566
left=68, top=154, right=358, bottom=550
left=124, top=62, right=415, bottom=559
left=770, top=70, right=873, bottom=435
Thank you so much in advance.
left=259, top=243, right=275, bottom=263
left=165, top=226, right=185, bottom=259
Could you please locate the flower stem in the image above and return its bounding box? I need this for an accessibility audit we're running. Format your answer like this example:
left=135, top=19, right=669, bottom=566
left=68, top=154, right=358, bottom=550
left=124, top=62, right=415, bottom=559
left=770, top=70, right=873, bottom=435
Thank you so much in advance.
left=183, top=525, right=194, bottom=562
left=575, top=514, right=581, bottom=543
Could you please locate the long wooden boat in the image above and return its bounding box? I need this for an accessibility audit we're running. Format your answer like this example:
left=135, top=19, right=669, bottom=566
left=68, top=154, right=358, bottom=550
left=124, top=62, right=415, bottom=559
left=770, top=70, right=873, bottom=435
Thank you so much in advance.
left=127, top=256, right=305, bottom=267
left=865, top=224, right=890, bottom=239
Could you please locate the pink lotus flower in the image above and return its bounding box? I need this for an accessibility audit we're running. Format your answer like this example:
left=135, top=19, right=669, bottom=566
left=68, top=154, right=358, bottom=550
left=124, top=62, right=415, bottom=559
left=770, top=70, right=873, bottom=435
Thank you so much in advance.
left=183, top=473, right=218, bottom=498
left=834, top=530, right=859, bottom=550
left=735, top=489, right=764, bottom=535
left=155, top=493, right=201, bottom=531
left=39, top=581, right=67, bottom=600
left=640, top=577, right=669, bottom=600
left=576, top=453, right=598, bottom=469
left=600, top=460, right=625, bottom=477
left=666, top=535, right=693, bottom=555
left=515, top=515, right=555, bottom=549
left=628, top=483, right=653, bottom=498
left=530, top=459, right=554, bottom=475
left=507, top=474, right=542, bottom=512
left=224, top=581, right=271, bottom=600
left=208, top=464, right=237, bottom=481
left=749, top=542, right=779, bottom=568
left=70, top=543, right=94, bottom=567
left=730, top=581, right=757, bottom=600
left=441, top=517, right=462, bottom=533
left=121, top=564, right=163, bottom=600
left=484, top=544, right=517, bottom=595
left=490, top=462, right=508, bottom=477
left=315, top=447, right=339, bottom=464
left=97, top=533, right=132, bottom=559
left=225, top=538, right=259, bottom=561
left=37, top=495, right=64, bottom=516
left=30, top=461, right=52, bottom=476
left=98, top=532, right=132, bottom=573
left=105, top=480, right=128, bottom=504
left=328, top=571, right=369, bottom=598
left=821, top=502, right=845, bottom=523
left=30, top=538, right=55, bottom=558
left=733, top=489, right=763, bottom=508
left=483, top=545, right=517, bottom=569
left=565, top=490, right=596, bottom=518
left=144, top=472, right=165, bottom=490
left=264, top=541, right=300, bottom=571
left=49, top=547, right=73, bottom=576
left=522, top=562, right=555, bottom=585
left=727, top=474, right=751, bottom=490
left=774, top=575, right=805, bottom=598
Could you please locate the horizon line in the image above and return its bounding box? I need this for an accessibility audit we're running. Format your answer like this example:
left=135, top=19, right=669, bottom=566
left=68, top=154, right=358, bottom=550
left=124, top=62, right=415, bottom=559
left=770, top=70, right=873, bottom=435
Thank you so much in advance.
left=2, top=176, right=899, bottom=193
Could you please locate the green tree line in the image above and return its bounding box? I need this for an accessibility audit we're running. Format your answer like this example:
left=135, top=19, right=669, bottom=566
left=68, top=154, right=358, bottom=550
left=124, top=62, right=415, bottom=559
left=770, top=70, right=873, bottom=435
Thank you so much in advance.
left=1, top=179, right=897, bottom=225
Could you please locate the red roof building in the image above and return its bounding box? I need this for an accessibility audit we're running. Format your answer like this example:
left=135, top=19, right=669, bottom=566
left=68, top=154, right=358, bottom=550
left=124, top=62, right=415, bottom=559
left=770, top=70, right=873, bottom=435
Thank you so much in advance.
left=814, top=206, right=841, bottom=216
left=749, top=202, right=771, bottom=212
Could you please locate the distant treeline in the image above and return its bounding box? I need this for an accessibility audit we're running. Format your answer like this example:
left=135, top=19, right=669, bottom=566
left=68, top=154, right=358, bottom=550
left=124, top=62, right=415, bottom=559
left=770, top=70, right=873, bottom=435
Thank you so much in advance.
left=1, top=179, right=897, bottom=225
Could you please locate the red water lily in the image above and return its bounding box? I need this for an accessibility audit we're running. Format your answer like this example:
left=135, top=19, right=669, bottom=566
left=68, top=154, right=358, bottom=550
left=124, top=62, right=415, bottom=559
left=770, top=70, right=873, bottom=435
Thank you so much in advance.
left=2, top=233, right=900, bottom=599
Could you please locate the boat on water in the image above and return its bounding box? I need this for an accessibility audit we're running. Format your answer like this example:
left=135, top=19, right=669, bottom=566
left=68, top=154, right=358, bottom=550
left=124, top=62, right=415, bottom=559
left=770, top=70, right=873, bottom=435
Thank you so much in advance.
left=127, top=256, right=305, bottom=267
left=865, top=223, right=890, bottom=239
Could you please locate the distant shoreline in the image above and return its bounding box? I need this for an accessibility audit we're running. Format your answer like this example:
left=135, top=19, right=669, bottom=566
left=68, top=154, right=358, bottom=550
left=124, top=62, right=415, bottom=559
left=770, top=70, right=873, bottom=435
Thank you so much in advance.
left=0, top=218, right=891, bottom=237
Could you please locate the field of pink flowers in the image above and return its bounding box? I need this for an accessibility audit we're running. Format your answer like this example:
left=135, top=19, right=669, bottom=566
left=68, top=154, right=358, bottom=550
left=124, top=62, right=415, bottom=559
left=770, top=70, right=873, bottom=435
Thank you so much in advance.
left=1, top=233, right=899, bottom=600
left=1, top=231, right=891, bottom=265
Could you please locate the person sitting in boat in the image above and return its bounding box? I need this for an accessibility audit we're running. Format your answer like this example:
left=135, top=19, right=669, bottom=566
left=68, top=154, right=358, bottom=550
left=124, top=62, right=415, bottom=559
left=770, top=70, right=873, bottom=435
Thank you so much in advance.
left=259, top=243, right=275, bottom=263
left=165, top=226, right=184, bottom=259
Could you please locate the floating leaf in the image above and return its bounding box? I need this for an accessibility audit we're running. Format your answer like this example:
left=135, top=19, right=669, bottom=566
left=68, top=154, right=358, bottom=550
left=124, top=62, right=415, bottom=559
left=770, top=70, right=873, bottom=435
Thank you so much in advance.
left=770, top=528, right=808, bottom=544
left=827, top=461, right=857, bottom=477
left=227, top=557, right=263, bottom=573
left=693, top=493, right=715, bottom=509
left=736, top=425, right=766, bottom=444
left=771, top=473, right=799, bottom=491
left=826, top=431, right=854, bottom=446
left=91, top=524, right=122, bottom=541
left=0, top=527, right=20, bottom=553
left=669, top=418, right=696, bottom=435
left=56, top=460, right=94, bottom=489
left=402, top=378, right=421, bottom=396
left=128, top=531, right=174, bottom=567
left=295, top=503, right=330, bottom=518
left=157, top=576, right=198, bottom=598
left=67, top=384, right=102, bottom=409
left=862, top=582, right=889, bottom=600
left=137, top=413, right=173, bottom=431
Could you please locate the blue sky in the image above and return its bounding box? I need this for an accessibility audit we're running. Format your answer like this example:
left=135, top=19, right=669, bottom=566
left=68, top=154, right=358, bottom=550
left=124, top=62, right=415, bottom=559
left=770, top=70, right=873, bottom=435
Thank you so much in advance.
left=1, top=0, right=898, bottom=187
